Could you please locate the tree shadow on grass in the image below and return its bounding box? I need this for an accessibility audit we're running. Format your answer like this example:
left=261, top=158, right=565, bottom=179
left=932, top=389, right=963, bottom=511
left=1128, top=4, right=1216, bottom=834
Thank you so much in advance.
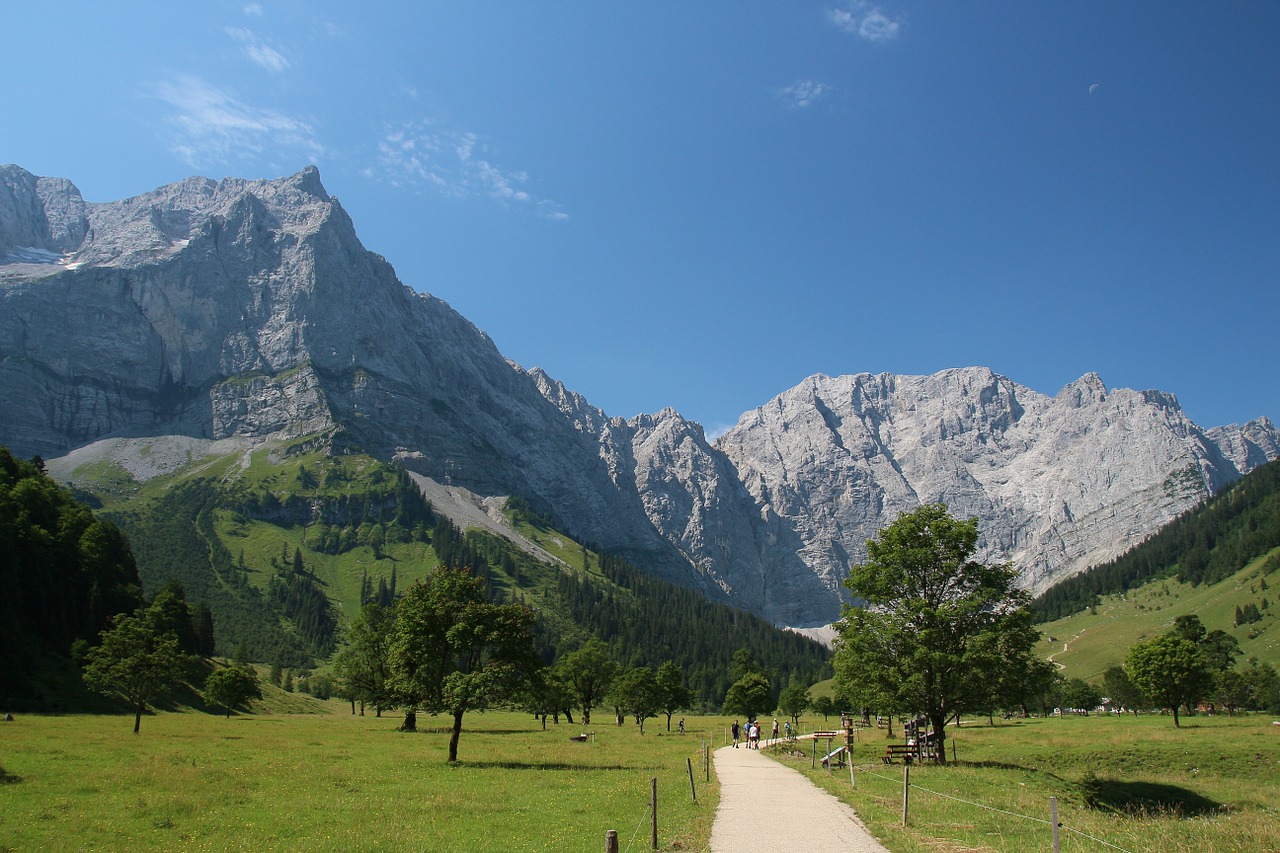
left=1079, top=773, right=1226, bottom=817
left=960, top=759, right=1039, bottom=773
left=456, top=760, right=640, bottom=772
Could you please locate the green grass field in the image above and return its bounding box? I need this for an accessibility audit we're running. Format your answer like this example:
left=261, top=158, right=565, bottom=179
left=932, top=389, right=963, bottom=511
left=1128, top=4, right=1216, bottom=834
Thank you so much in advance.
left=6, top=705, right=1279, bottom=852
left=771, top=711, right=1280, bottom=853
left=0, top=708, right=719, bottom=852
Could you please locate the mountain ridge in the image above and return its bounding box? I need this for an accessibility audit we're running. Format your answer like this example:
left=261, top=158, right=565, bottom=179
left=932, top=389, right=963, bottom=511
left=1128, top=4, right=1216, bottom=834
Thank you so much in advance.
left=3, top=164, right=1276, bottom=626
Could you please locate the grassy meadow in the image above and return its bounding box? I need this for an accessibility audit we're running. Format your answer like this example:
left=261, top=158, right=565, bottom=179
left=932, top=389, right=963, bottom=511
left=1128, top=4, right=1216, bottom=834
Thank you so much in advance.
left=0, top=707, right=720, bottom=852
left=771, top=711, right=1280, bottom=852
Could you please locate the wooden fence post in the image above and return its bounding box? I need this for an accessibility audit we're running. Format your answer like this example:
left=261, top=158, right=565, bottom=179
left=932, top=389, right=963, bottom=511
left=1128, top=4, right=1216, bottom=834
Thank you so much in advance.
left=687, top=756, right=697, bottom=803
left=1051, top=796, right=1060, bottom=853
left=902, top=763, right=910, bottom=826
left=650, top=776, right=658, bottom=851
left=605, top=829, right=619, bottom=853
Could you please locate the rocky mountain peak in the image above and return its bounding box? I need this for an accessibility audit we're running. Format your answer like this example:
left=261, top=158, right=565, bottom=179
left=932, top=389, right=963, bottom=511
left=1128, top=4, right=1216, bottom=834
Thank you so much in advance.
left=3, top=166, right=1276, bottom=629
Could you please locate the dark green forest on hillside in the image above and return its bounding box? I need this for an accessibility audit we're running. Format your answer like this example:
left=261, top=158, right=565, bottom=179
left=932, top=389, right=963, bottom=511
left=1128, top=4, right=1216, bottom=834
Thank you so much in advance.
left=1032, top=459, right=1280, bottom=623
left=8, top=446, right=827, bottom=710
left=552, top=553, right=830, bottom=707
left=0, top=449, right=144, bottom=699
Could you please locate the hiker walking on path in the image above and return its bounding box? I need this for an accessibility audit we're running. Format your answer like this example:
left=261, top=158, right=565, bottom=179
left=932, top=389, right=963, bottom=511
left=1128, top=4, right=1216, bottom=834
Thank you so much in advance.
left=709, top=743, right=889, bottom=852
left=731, top=719, right=741, bottom=748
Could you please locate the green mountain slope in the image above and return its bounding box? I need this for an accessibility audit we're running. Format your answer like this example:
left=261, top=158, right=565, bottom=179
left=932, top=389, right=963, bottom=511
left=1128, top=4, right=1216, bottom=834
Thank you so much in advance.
left=56, top=438, right=829, bottom=707
left=1034, top=549, right=1280, bottom=681
left=1033, top=459, right=1280, bottom=623
left=1031, top=459, right=1280, bottom=682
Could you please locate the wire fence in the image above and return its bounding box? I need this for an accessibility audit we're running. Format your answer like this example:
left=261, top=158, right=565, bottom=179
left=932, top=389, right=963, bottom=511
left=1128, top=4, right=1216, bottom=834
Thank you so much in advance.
left=607, top=734, right=1139, bottom=853
left=610, top=737, right=717, bottom=853
left=845, top=761, right=1138, bottom=853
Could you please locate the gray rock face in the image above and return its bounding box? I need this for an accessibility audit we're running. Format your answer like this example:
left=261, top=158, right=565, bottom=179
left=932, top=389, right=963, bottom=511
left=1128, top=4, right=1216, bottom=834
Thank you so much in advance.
left=2, top=165, right=1276, bottom=627
left=703, top=369, right=1278, bottom=622
left=0, top=164, right=700, bottom=593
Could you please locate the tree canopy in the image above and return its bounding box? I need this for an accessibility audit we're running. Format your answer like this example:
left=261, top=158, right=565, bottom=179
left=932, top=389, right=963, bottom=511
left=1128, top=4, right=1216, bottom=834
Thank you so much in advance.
left=1124, top=634, right=1211, bottom=727
left=1, top=446, right=144, bottom=701
left=722, top=672, right=773, bottom=722
left=556, top=638, right=619, bottom=726
left=389, top=567, right=538, bottom=762
left=833, top=504, right=1039, bottom=762
left=82, top=602, right=196, bottom=732
left=203, top=664, right=262, bottom=717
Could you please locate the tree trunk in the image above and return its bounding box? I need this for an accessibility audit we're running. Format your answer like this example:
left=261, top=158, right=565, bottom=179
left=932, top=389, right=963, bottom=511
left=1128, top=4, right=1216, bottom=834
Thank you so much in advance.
left=1172, top=706, right=1181, bottom=728
left=666, top=713, right=672, bottom=732
left=448, top=710, right=464, bottom=762
left=133, top=704, right=144, bottom=734
left=928, top=712, right=948, bottom=765
left=401, top=710, right=417, bottom=732
left=564, top=708, right=575, bottom=725
left=540, top=714, right=547, bottom=730
left=582, top=707, right=590, bottom=725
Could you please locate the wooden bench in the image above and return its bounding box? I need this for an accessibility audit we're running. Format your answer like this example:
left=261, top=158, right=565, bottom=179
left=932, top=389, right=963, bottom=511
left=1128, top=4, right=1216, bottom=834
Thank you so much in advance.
left=882, top=743, right=918, bottom=764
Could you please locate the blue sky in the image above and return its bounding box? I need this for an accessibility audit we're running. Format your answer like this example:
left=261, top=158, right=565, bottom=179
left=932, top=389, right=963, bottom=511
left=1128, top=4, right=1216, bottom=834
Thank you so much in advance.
left=3, top=2, right=1277, bottom=435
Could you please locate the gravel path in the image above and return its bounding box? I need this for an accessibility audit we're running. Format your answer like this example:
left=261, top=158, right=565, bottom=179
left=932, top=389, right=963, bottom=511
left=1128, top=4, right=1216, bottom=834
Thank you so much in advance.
left=709, top=742, right=890, bottom=853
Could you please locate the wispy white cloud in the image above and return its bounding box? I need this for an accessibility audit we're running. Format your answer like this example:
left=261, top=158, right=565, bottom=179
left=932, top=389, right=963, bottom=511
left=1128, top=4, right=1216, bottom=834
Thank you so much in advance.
left=242, top=3, right=264, bottom=16
left=829, top=2, right=903, bottom=42
left=777, top=79, right=832, bottom=109
left=151, top=74, right=323, bottom=169
left=226, top=27, right=290, bottom=73
left=370, top=122, right=567, bottom=220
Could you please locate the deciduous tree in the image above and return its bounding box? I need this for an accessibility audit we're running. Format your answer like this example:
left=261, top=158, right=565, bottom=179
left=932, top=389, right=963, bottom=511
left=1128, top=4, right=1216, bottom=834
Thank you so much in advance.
left=1124, top=634, right=1211, bottom=727
left=611, top=666, right=661, bottom=734
left=777, top=679, right=811, bottom=726
left=655, top=660, right=691, bottom=732
left=203, top=664, right=262, bottom=717
left=556, top=638, right=619, bottom=727
left=723, top=672, right=773, bottom=722
left=389, top=567, right=538, bottom=762
left=832, top=504, right=1038, bottom=763
left=82, top=607, right=195, bottom=733
left=333, top=602, right=397, bottom=716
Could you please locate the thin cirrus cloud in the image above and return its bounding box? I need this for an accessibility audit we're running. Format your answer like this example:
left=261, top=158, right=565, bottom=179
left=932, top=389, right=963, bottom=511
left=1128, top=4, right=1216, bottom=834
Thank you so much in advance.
left=226, top=27, right=290, bottom=73
left=151, top=74, right=323, bottom=169
left=777, top=79, right=832, bottom=109
left=828, top=2, right=903, bottom=42
left=369, top=122, right=568, bottom=220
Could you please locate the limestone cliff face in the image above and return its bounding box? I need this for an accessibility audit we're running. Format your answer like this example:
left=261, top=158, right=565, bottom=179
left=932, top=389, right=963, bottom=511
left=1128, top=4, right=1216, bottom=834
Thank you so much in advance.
left=705, top=369, right=1278, bottom=622
left=3, top=165, right=1276, bottom=627
left=0, top=164, right=699, bottom=590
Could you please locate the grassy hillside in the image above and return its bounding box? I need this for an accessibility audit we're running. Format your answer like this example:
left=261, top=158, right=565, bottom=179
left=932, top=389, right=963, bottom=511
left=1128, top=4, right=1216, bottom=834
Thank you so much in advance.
left=1035, top=548, right=1280, bottom=682
left=54, top=438, right=829, bottom=707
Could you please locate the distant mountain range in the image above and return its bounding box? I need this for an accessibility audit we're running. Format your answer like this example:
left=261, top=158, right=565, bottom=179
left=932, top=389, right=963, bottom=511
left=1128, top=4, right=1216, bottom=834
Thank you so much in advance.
left=3, top=164, right=1276, bottom=626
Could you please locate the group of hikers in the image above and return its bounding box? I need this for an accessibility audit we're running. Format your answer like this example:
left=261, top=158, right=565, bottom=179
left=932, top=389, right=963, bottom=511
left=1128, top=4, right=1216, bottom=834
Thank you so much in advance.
left=730, top=717, right=783, bottom=748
